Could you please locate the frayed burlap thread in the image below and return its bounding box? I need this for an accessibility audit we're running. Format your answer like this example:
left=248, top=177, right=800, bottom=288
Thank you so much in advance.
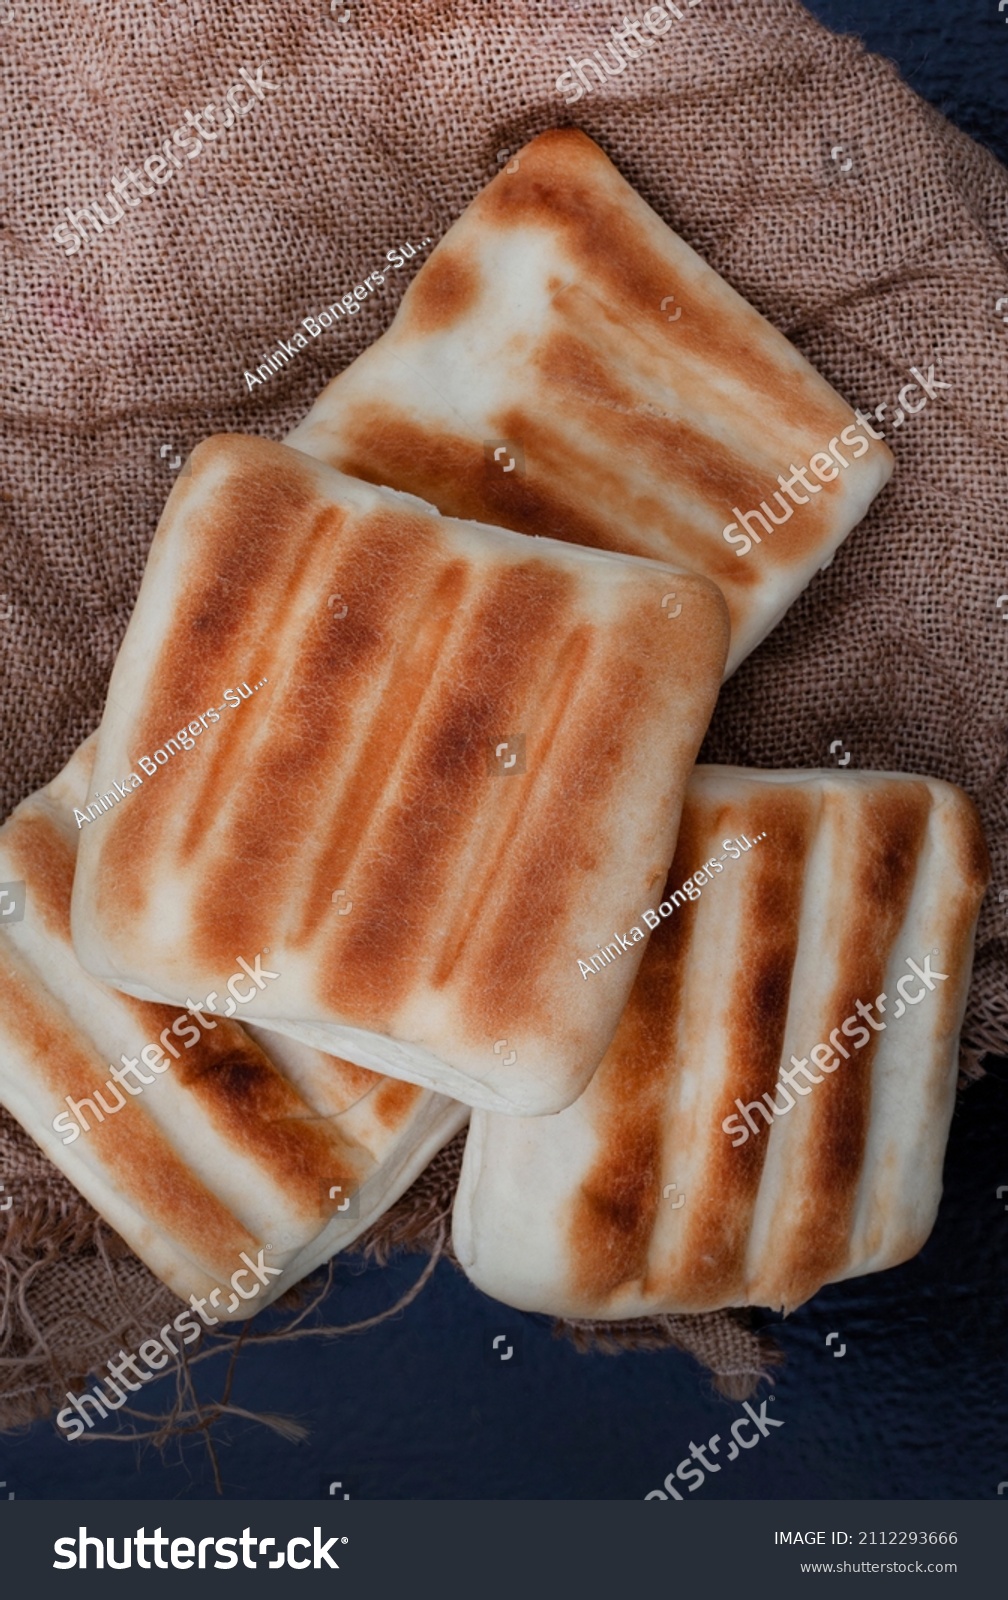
left=353, top=1131, right=781, bottom=1400
left=0, top=1118, right=180, bottom=1432
left=0, top=1117, right=777, bottom=1435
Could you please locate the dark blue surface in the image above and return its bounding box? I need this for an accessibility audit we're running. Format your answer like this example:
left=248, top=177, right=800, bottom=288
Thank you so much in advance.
left=5, top=1, right=1006, bottom=1501
left=4, top=1061, right=1007, bottom=1500
left=804, top=0, right=1008, bottom=169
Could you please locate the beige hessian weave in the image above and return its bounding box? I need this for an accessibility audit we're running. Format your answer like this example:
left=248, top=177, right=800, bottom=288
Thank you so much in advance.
left=1, top=0, right=1006, bottom=1432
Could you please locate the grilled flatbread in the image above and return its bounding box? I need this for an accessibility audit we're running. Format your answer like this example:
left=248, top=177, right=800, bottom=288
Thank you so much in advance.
left=70, top=434, right=728, bottom=1115
left=0, top=741, right=467, bottom=1319
left=453, top=766, right=989, bottom=1316
left=288, top=128, right=893, bottom=677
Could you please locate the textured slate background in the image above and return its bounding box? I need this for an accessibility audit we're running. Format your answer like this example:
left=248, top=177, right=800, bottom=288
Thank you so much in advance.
left=3, top=0, right=1007, bottom=1501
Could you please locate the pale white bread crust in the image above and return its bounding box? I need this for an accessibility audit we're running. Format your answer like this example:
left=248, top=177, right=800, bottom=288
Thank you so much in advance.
left=287, top=128, right=893, bottom=678
left=453, top=766, right=989, bottom=1316
left=70, top=433, right=728, bottom=1115
left=0, top=741, right=466, bottom=1319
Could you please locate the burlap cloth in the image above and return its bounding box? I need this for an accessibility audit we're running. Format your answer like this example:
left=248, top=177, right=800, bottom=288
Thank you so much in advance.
left=1, top=0, right=1006, bottom=1437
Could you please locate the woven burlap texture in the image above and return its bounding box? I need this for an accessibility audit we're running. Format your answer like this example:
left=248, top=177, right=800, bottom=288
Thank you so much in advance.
left=2, top=0, right=1006, bottom=1434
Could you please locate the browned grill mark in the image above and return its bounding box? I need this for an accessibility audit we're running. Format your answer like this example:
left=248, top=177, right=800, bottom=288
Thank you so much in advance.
left=496, top=394, right=769, bottom=613
left=304, top=311, right=825, bottom=652
left=534, top=319, right=771, bottom=510
left=478, top=130, right=850, bottom=443
left=318, top=560, right=576, bottom=1023
left=678, top=794, right=816, bottom=1307
left=372, top=1075, right=425, bottom=1129
left=928, top=790, right=991, bottom=1047
left=322, top=418, right=476, bottom=506
left=320, top=406, right=670, bottom=563
left=479, top=770, right=987, bottom=1317
left=429, top=622, right=593, bottom=991
left=293, top=129, right=892, bottom=678
left=175, top=494, right=354, bottom=870
left=454, top=587, right=725, bottom=1041
left=297, top=555, right=471, bottom=952
left=119, top=993, right=249, bottom=1055
left=951, top=791, right=992, bottom=892
left=532, top=315, right=840, bottom=571
left=188, top=503, right=439, bottom=966
left=140, top=440, right=316, bottom=724
left=173, top=1034, right=358, bottom=1209
left=400, top=242, right=484, bottom=334
left=453, top=652, right=646, bottom=1034
left=323, top=1056, right=389, bottom=1112
left=492, top=392, right=775, bottom=584
left=4, top=809, right=74, bottom=938
left=566, top=801, right=706, bottom=1305
left=0, top=939, right=255, bottom=1277
left=97, top=438, right=333, bottom=926
left=775, top=783, right=934, bottom=1305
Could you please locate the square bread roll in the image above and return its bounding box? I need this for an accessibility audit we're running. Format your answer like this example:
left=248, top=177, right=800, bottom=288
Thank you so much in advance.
left=0, top=741, right=467, bottom=1319
left=287, top=128, right=894, bottom=677
left=70, top=434, right=728, bottom=1115
left=452, top=767, right=990, bottom=1316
